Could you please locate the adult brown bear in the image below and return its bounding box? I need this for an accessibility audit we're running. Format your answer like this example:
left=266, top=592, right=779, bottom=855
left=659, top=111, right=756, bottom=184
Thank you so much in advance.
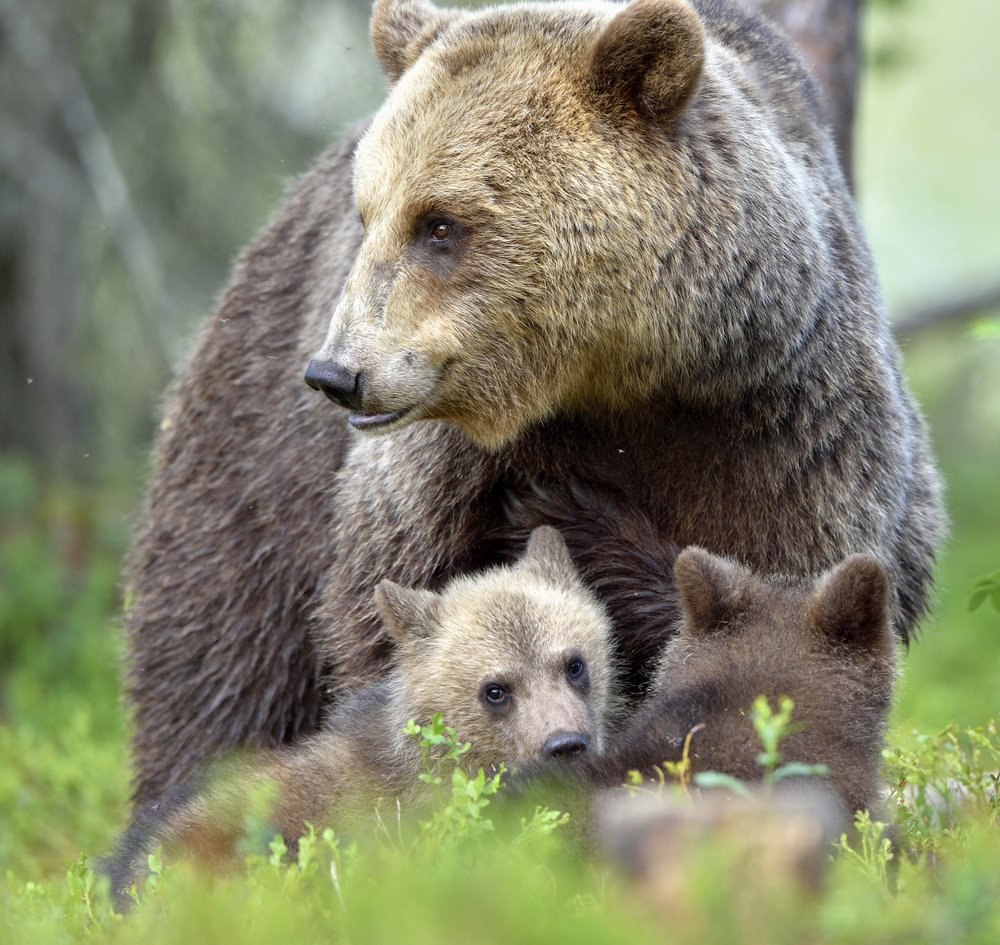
left=123, top=0, right=944, bottom=809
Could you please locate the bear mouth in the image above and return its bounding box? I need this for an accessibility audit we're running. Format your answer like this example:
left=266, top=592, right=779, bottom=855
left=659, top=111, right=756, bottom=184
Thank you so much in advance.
left=348, top=405, right=414, bottom=432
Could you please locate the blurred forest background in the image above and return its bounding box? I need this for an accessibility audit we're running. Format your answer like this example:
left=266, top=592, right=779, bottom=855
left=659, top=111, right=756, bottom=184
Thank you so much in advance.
left=0, top=0, right=998, bottom=879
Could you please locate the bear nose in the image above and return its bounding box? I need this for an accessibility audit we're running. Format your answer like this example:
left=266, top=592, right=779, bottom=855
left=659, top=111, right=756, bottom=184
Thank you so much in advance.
left=541, top=731, right=589, bottom=759
left=304, top=359, right=364, bottom=411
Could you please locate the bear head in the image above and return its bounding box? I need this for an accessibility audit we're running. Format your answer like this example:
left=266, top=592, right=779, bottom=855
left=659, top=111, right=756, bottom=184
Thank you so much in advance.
left=306, top=0, right=712, bottom=448
left=646, top=547, right=898, bottom=813
left=375, top=525, right=619, bottom=770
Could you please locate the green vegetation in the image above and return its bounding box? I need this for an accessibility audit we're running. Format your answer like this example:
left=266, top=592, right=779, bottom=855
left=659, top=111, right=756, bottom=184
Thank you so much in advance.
left=2, top=679, right=998, bottom=944
left=0, top=457, right=129, bottom=880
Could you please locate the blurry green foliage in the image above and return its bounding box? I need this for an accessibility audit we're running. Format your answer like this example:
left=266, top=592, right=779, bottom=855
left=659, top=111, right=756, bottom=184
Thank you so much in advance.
left=968, top=317, right=1000, bottom=340
left=886, top=720, right=1000, bottom=854
left=2, top=712, right=1000, bottom=945
left=0, top=454, right=128, bottom=878
left=866, top=0, right=914, bottom=71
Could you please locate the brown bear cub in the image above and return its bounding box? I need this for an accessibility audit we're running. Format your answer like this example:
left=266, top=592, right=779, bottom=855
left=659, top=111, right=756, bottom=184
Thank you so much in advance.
left=577, top=547, right=898, bottom=823
left=107, top=526, right=618, bottom=894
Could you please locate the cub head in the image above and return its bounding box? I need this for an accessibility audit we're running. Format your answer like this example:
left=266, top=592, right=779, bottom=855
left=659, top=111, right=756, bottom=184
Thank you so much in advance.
left=653, top=548, right=897, bottom=810
left=306, top=0, right=706, bottom=448
left=374, top=526, right=618, bottom=770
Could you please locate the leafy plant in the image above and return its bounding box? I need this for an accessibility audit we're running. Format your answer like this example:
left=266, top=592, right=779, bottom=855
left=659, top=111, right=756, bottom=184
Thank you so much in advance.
left=403, top=712, right=568, bottom=852
left=969, top=570, right=1000, bottom=613
left=404, top=713, right=473, bottom=787
left=834, top=811, right=896, bottom=889
left=693, top=696, right=831, bottom=795
left=885, top=721, right=1000, bottom=854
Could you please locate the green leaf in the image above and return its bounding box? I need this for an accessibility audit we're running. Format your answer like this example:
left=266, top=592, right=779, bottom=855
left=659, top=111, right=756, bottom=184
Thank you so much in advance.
left=969, top=571, right=1000, bottom=611
left=969, top=589, right=989, bottom=612
left=771, top=762, right=831, bottom=782
left=693, top=771, right=753, bottom=797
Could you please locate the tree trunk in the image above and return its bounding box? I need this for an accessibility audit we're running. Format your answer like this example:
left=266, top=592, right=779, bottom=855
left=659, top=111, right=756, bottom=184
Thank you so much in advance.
left=737, top=0, right=862, bottom=188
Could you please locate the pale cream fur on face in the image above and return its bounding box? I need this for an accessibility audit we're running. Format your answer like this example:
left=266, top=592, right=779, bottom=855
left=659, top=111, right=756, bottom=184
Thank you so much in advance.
left=377, top=525, right=619, bottom=769
left=314, top=0, right=708, bottom=449
left=407, top=577, right=616, bottom=766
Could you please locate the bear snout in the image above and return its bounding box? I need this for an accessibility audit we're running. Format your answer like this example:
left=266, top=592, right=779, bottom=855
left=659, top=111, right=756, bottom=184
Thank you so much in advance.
left=541, top=731, right=590, bottom=760
left=304, top=358, right=364, bottom=411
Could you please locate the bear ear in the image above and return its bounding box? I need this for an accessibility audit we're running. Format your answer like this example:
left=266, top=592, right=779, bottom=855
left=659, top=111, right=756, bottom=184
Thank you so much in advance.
left=811, top=555, right=893, bottom=650
left=375, top=580, right=442, bottom=644
left=589, top=0, right=705, bottom=123
left=517, top=526, right=581, bottom=591
left=371, top=0, right=459, bottom=83
left=674, top=546, right=746, bottom=633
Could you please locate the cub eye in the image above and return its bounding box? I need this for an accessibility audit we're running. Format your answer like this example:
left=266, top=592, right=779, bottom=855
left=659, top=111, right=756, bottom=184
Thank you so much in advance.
left=482, top=683, right=509, bottom=707
left=566, top=657, right=586, bottom=681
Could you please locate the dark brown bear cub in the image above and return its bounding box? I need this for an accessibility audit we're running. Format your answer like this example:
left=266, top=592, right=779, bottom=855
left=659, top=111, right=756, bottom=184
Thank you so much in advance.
left=107, top=526, right=617, bottom=899
left=584, top=547, right=897, bottom=822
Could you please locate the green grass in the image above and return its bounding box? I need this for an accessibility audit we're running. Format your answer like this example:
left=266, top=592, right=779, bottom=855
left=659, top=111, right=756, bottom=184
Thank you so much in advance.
left=1, top=692, right=998, bottom=944
left=0, top=457, right=129, bottom=879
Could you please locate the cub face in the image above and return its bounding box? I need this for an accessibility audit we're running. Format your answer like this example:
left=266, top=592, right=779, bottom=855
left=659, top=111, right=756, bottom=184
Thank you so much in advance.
left=376, top=526, right=619, bottom=770
left=306, top=0, right=706, bottom=448
left=647, top=547, right=897, bottom=807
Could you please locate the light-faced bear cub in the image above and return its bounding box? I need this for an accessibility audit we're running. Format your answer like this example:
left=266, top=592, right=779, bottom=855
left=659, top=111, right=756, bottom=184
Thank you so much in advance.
left=107, top=526, right=618, bottom=897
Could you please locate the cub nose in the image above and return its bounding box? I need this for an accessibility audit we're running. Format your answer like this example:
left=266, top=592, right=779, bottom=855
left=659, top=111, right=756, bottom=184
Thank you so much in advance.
left=541, top=731, right=589, bottom=759
left=304, top=359, right=363, bottom=411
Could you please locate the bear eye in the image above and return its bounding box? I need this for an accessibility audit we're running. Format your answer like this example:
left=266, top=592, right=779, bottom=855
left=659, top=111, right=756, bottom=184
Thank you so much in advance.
left=566, top=657, right=586, bottom=681
left=430, top=221, right=452, bottom=241
left=482, top=683, right=509, bottom=707
left=419, top=214, right=459, bottom=248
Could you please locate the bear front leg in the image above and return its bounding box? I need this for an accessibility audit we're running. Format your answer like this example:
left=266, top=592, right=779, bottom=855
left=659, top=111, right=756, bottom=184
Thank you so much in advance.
left=311, top=421, right=505, bottom=696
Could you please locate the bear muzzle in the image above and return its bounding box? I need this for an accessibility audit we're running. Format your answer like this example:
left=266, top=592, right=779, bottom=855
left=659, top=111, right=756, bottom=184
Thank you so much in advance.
left=541, top=730, right=590, bottom=760
left=304, top=358, right=364, bottom=411
left=305, top=360, right=417, bottom=430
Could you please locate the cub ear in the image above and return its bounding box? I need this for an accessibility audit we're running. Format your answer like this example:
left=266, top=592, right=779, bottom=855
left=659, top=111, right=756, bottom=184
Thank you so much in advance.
left=375, top=580, right=442, bottom=645
left=812, top=555, right=892, bottom=650
left=673, top=546, right=747, bottom=633
left=371, top=0, right=460, bottom=83
left=589, top=0, right=705, bottom=122
left=517, top=526, right=581, bottom=591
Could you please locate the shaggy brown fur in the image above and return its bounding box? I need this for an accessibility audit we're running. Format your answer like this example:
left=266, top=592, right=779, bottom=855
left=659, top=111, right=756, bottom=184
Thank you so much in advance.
left=580, top=546, right=898, bottom=822
left=491, top=478, right=681, bottom=702
left=108, top=527, right=617, bottom=897
left=123, top=0, right=943, bottom=812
